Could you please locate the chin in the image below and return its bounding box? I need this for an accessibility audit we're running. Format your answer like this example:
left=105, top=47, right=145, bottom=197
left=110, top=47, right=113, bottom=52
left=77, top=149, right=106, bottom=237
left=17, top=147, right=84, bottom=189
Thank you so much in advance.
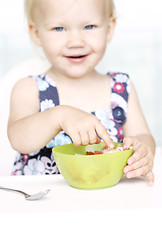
left=64, top=70, right=89, bottom=79
left=66, top=66, right=96, bottom=79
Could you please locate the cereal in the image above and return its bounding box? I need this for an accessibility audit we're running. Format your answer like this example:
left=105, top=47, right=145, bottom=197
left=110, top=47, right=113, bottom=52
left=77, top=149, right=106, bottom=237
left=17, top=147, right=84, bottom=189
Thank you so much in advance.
left=75, top=144, right=132, bottom=156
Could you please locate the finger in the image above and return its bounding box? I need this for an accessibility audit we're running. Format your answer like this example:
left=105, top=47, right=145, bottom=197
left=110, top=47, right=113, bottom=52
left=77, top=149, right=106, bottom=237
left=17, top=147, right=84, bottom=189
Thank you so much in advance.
left=88, top=128, right=100, bottom=145
left=126, top=164, right=151, bottom=179
left=70, top=132, right=82, bottom=147
left=79, top=130, right=90, bottom=146
left=145, top=171, right=154, bottom=186
left=95, top=137, right=101, bottom=144
left=127, top=146, right=147, bottom=165
left=124, top=156, right=150, bottom=173
left=123, top=137, right=138, bottom=150
left=95, top=122, right=114, bottom=149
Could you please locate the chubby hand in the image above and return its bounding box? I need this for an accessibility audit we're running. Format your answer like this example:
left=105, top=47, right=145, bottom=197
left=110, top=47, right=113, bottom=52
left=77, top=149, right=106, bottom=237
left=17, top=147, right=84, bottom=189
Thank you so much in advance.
left=123, top=137, right=154, bottom=186
left=59, top=105, right=114, bottom=148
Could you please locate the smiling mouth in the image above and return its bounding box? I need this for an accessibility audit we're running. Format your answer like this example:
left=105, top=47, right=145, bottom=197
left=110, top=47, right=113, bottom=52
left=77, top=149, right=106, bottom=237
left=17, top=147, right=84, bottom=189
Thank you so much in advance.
left=67, top=54, right=88, bottom=59
left=65, top=54, right=88, bottom=63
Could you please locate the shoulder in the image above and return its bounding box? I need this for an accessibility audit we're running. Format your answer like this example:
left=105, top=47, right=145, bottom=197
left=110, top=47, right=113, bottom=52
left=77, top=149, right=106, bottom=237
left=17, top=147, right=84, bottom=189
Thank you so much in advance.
left=128, top=80, right=140, bottom=106
left=123, top=80, right=150, bottom=136
left=10, top=76, right=40, bottom=115
left=11, top=76, right=40, bottom=103
left=12, top=76, right=38, bottom=94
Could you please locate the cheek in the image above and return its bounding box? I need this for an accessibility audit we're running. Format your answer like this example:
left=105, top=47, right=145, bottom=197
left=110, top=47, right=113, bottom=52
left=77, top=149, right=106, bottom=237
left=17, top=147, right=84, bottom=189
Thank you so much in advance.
left=89, top=31, right=107, bottom=53
left=40, top=33, right=64, bottom=52
left=42, top=43, right=55, bottom=59
left=93, top=38, right=107, bottom=58
left=41, top=38, right=59, bottom=57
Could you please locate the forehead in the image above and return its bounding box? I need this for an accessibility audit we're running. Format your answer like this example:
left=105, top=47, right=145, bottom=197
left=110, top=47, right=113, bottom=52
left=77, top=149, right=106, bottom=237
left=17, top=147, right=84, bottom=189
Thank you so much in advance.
left=35, top=0, right=109, bottom=22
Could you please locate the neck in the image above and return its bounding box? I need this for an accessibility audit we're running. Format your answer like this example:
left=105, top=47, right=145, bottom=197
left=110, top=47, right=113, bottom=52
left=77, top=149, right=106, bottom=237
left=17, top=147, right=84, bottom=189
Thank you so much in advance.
left=46, top=67, right=102, bottom=86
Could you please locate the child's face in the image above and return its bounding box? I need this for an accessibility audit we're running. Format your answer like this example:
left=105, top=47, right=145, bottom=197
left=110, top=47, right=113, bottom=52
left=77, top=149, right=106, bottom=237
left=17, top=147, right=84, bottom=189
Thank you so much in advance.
left=30, top=0, right=115, bottom=78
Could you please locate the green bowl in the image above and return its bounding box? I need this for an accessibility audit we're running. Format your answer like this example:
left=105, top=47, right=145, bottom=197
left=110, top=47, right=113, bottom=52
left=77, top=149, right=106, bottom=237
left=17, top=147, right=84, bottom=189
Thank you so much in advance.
left=52, top=142, right=133, bottom=190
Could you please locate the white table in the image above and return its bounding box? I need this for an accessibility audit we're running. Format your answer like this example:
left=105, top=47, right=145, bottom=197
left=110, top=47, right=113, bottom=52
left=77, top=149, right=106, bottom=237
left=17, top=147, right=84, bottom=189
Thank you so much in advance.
left=0, top=147, right=162, bottom=240
left=0, top=174, right=157, bottom=214
left=0, top=147, right=162, bottom=214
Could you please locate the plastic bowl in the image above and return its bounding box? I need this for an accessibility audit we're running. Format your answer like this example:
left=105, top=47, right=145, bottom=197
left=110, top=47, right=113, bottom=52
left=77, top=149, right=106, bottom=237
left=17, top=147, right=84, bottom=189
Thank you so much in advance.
left=52, top=142, right=133, bottom=190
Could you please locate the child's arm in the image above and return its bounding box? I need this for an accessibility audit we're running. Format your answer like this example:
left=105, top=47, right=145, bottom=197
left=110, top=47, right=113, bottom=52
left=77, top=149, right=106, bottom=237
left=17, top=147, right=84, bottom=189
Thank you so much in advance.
left=8, top=77, right=61, bottom=153
left=122, top=81, right=155, bottom=185
left=8, top=78, right=114, bottom=154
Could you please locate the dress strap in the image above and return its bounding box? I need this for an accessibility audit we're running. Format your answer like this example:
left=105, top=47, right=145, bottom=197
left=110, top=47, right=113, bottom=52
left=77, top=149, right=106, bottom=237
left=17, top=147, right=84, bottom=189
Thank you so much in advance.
left=109, top=72, right=130, bottom=124
left=31, top=74, right=60, bottom=112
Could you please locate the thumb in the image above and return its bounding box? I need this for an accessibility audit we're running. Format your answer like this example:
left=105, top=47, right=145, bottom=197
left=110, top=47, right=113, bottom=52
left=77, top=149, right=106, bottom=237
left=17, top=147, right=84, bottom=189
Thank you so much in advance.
left=123, top=137, right=137, bottom=150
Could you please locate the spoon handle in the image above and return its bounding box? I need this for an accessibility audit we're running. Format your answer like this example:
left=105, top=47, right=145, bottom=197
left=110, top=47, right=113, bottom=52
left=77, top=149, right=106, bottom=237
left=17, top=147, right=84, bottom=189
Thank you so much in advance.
left=0, top=186, right=30, bottom=197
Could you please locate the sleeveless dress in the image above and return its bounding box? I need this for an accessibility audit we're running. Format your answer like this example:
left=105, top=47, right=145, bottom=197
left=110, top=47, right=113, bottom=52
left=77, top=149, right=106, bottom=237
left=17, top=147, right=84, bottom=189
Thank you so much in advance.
left=11, top=72, right=130, bottom=175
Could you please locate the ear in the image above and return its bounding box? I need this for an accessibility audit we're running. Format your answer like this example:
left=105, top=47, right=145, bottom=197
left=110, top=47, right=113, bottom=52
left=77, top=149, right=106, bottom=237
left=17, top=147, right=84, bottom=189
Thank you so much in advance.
left=28, top=21, right=42, bottom=46
left=107, top=17, right=116, bottom=42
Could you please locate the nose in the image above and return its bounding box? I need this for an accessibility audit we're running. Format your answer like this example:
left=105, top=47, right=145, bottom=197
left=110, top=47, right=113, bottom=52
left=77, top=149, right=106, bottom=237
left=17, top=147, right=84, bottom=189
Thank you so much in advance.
left=66, top=30, right=85, bottom=48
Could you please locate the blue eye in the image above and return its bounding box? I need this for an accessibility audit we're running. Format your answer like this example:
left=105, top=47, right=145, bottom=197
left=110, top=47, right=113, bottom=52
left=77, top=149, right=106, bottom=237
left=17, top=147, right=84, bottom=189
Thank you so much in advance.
left=84, top=25, right=95, bottom=30
left=54, top=27, right=64, bottom=31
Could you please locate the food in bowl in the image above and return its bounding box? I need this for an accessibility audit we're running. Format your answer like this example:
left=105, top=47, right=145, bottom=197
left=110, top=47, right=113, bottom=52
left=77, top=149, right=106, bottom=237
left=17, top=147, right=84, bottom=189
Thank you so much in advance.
left=78, top=143, right=128, bottom=155
left=52, top=142, right=133, bottom=190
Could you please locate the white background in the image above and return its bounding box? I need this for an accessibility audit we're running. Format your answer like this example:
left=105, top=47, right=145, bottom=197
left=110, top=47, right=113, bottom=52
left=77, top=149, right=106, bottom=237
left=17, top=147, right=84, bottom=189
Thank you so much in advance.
left=0, top=0, right=162, bottom=146
left=0, top=1, right=162, bottom=236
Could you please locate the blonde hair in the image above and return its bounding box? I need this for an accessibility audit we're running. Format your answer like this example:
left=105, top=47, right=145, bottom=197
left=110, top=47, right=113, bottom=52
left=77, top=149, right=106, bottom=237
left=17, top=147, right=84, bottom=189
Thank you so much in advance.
left=109, top=0, right=116, bottom=18
left=25, top=0, right=116, bottom=23
left=24, top=0, right=37, bottom=23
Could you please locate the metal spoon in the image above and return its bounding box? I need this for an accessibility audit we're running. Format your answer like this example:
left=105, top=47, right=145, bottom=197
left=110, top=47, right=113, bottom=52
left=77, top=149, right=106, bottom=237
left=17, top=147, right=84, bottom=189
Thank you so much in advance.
left=0, top=186, right=51, bottom=200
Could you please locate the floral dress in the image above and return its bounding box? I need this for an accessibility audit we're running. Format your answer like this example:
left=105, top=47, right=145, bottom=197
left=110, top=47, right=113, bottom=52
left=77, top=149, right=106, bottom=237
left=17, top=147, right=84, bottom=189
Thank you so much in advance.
left=11, top=72, right=130, bottom=175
